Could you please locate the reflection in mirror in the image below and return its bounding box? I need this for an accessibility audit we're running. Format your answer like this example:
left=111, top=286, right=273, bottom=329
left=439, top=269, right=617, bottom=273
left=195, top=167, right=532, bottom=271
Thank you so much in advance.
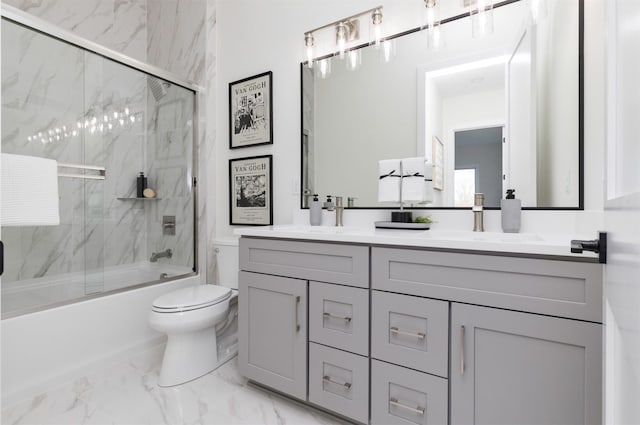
left=301, top=0, right=581, bottom=209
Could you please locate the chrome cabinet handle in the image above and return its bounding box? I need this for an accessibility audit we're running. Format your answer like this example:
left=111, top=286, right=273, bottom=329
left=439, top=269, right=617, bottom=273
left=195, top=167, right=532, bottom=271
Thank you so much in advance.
left=295, top=296, right=301, bottom=332
left=390, top=326, right=425, bottom=340
left=460, top=325, right=466, bottom=375
left=323, top=375, right=352, bottom=389
left=323, top=312, right=352, bottom=322
left=389, top=398, right=425, bottom=415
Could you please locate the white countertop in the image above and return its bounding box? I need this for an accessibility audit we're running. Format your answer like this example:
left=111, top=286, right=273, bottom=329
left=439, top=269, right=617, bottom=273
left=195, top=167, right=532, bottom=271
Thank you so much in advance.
left=234, top=225, right=599, bottom=260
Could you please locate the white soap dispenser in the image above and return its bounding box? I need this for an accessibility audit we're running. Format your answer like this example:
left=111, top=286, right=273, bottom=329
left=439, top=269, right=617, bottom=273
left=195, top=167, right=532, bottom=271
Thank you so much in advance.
left=309, top=194, right=322, bottom=226
left=501, top=189, right=521, bottom=233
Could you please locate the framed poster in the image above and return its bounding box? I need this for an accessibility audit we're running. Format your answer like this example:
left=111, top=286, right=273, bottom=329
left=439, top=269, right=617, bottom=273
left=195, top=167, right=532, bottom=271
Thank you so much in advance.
left=229, top=155, right=273, bottom=226
left=432, top=136, right=444, bottom=191
left=229, top=71, right=273, bottom=149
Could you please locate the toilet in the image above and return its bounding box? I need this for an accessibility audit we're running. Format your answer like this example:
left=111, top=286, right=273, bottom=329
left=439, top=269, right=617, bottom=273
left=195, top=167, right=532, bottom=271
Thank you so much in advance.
left=149, top=284, right=238, bottom=387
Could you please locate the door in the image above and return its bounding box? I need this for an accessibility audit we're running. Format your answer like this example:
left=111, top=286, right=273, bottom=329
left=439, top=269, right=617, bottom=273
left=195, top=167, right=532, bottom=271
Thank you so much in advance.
left=238, top=271, right=307, bottom=401
left=450, top=303, right=602, bottom=425
left=603, top=0, right=640, bottom=422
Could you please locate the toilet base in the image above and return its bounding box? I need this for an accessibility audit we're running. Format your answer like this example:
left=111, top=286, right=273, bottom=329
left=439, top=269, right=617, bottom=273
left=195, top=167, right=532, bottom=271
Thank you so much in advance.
left=158, top=327, right=219, bottom=387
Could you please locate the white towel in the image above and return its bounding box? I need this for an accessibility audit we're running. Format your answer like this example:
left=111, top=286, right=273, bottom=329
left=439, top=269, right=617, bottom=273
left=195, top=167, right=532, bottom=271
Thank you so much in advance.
left=401, top=157, right=426, bottom=203
left=378, top=159, right=401, bottom=203
left=1, top=153, right=60, bottom=226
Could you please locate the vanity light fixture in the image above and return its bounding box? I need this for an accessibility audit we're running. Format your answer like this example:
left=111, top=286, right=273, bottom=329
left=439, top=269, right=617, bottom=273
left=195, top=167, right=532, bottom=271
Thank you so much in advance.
left=424, top=0, right=443, bottom=50
left=471, top=0, right=494, bottom=38
left=424, top=0, right=439, bottom=29
left=371, top=8, right=383, bottom=47
left=304, top=32, right=315, bottom=68
left=303, top=6, right=382, bottom=66
left=335, top=22, right=349, bottom=59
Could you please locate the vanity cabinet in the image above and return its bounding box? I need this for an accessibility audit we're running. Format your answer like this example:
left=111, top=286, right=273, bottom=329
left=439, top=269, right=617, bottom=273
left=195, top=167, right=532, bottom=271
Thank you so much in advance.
left=238, top=237, right=603, bottom=425
left=450, top=303, right=602, bottom=425
left=238, top=271, right=307, bottom=401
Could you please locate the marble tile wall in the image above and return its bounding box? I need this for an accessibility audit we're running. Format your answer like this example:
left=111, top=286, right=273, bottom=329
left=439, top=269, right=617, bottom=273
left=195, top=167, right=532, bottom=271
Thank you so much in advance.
left=2, top=0, right=147, bottom=62
left=2, top=0, right=215, bottom=285
left=146, top=0, right=206, bottom=85
left=145, top=82, right=195, bottom=270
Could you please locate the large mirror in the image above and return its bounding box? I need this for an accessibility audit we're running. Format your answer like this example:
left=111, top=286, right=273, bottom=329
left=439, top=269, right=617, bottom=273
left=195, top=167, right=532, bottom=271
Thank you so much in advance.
left=301, top=0, right=582, bottom=209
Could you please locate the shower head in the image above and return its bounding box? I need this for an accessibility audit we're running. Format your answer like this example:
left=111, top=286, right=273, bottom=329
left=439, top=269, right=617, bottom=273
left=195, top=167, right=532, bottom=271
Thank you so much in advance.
left=147, top=76, right=171, bottom=101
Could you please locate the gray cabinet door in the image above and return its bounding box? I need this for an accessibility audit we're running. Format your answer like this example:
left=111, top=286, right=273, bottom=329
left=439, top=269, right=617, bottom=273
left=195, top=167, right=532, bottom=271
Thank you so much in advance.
left=239, top=271, right=307, bottom=401
left=450, top=303, right=602, bottom=425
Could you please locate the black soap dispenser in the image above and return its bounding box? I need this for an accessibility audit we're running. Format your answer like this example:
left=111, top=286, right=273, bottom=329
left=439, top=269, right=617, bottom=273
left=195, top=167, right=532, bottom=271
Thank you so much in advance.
left=136, top=172, right=147, bottom=198
left=501, top=189, right=521, bottom=233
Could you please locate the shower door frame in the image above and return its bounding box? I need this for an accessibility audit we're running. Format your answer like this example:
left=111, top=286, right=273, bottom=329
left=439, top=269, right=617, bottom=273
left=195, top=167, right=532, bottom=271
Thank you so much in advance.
left=1, top=4, right=201, bottom=318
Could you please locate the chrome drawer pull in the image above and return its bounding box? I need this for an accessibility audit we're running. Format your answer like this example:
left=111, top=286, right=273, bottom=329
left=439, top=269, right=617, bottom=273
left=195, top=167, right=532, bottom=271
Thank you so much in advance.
left=389, top=398, right=425, bottom=415
left=323, top=312, right=352, bottom=322
left=390, top=326, right=425, bottom=339
left=323, top=375, right=352, bottom=390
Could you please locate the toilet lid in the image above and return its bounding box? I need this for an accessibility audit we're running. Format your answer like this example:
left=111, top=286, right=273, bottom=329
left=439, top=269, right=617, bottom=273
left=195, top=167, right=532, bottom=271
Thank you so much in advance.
left=152, top=285, right=231, bottom=312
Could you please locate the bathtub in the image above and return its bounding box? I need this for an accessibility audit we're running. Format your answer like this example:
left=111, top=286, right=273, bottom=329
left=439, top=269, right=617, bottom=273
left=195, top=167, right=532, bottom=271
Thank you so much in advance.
left=2, top=262, right=194, bottom=317
left=1, top=273, right=202, bottom=407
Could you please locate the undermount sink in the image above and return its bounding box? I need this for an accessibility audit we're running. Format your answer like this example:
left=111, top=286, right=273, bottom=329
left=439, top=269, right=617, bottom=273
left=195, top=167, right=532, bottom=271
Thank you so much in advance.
left=417, top=230, right=545, bottom=243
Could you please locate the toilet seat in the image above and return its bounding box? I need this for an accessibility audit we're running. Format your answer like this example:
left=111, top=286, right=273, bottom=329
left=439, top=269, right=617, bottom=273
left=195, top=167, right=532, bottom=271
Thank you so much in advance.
left=152, top=285, right=231, bottom=313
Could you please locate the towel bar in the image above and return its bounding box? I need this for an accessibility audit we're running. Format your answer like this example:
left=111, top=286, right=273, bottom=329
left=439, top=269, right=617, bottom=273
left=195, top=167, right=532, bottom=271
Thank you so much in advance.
left=57, top=163, right=106, bottom=180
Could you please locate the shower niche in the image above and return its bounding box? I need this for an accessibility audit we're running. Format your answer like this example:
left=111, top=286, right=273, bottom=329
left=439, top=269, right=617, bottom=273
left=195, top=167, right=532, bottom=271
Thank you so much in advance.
left=1, top=14, right=197, bottom=317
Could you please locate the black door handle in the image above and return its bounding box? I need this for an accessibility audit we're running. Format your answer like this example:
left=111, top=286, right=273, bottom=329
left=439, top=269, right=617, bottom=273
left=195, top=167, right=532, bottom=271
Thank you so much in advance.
left=571, top=231, right=607, bottom=264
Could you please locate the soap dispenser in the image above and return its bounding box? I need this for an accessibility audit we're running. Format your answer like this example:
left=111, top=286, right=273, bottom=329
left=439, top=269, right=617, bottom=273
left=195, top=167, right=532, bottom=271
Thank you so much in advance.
left=501, top=189, right=521, bottom=233
left=309, top=194, right=322, bottom=226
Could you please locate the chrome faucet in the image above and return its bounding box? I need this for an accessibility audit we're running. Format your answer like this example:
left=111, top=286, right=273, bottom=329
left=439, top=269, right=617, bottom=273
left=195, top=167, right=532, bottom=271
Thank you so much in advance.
left=473, top=193, right=484, bottom=232
left=471, top=193, right=484, bottom=232
left=335, top=196, right=344, bottom=227
left=150, top=248, right=173, bottom=262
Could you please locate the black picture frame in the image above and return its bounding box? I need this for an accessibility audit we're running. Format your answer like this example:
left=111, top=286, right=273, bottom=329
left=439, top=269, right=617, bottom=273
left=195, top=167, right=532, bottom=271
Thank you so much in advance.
left=229, top=71, right=273, bottom=149
left=229, top=155, right=273, bottom=226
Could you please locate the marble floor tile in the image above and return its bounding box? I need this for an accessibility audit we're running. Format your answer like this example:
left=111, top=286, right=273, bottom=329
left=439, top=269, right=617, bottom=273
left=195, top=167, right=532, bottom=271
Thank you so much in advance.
left=2, top=350, right=347, bottom=425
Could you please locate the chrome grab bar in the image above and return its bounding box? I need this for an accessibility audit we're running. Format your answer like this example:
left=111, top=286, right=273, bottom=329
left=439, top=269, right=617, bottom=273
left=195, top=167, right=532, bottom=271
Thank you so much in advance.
left=390, top=326, right=425, bottom=339
left=389, top=398, right=425, bottom=415
left=323, top=375, right=351, bottom=390
left=323, top=312, right=352, bottom=322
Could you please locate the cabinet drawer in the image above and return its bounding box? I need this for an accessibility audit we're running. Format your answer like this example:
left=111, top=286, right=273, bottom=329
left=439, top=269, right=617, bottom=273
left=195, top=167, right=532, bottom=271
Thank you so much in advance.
left=240, top=238, right=369, bottom=287
left=309, top=282, right=368, bottom=356
left=372, top=291, right=448, bottom=377
left=309, top=343, right=369, bottom=423
left=371, top=359, right=448, bottom=425
left=372, top=247, right=603, bottom=322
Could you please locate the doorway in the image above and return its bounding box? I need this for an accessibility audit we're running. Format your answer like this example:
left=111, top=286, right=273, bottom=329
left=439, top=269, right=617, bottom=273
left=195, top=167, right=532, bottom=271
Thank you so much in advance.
left=454, top=126, right=503, bottom=207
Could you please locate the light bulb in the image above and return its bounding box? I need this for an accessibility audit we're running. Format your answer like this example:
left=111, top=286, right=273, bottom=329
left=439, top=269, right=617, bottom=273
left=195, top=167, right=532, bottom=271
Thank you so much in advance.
left=346, top=50, right=361, bottom=71
left=305, top=33, right=314, bottom=68
left=336, top=22, right=347, bottom=59
left=372, top=9, right=383, bottom=47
